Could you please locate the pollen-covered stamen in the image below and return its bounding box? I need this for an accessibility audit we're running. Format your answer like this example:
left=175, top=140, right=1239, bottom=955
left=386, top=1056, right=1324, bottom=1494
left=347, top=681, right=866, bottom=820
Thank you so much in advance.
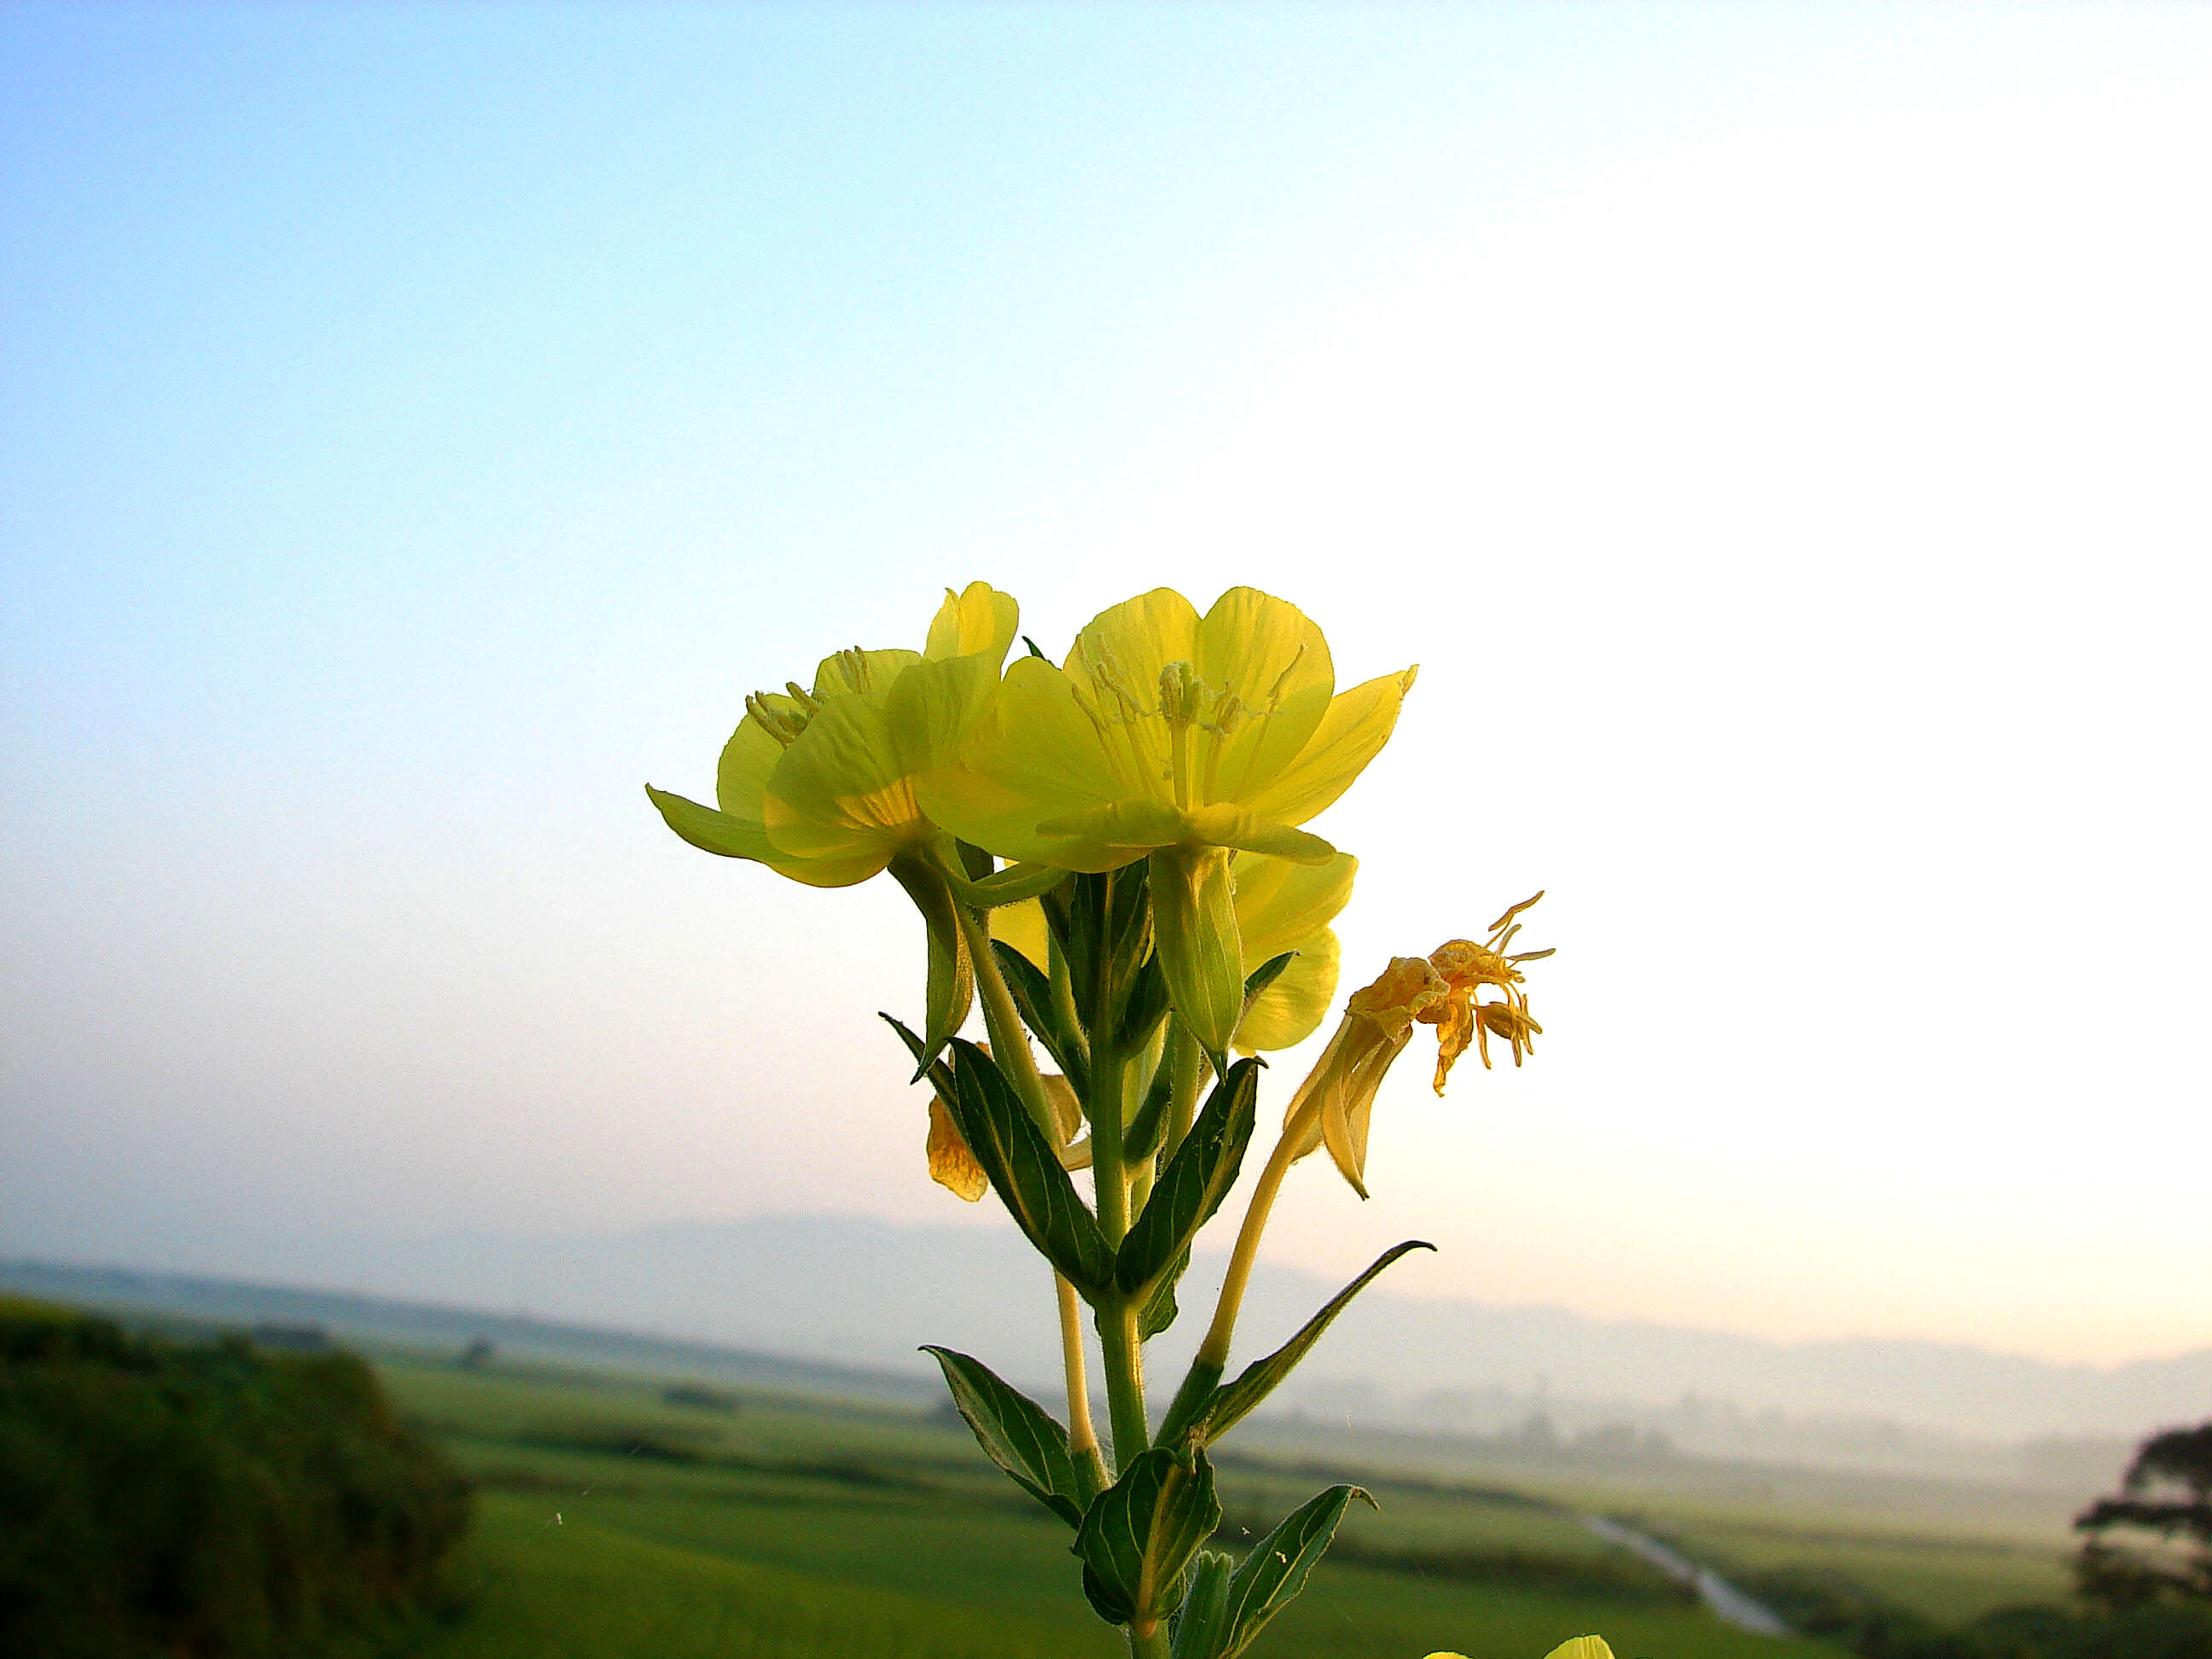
left=746, top=691, right=812, bottom=747
left=828, top=648, right=874, bottom=696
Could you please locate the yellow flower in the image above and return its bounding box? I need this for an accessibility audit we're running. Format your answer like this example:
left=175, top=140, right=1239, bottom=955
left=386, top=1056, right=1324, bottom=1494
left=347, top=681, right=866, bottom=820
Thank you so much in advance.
left=1426, top=1641, right=1611, bottom=1659
left=988, top=848, right=1357, bottom=1055
left=645, top=581, right=1019, bottom=887
left=1284, top=894, right=1549, bottom=1199
left=923, top=586, right=1412, bottom=1057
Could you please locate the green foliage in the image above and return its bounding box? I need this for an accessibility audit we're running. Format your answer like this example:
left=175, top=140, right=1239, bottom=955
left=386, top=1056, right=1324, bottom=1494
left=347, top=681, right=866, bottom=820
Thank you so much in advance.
left=923, top=1346, right=1086, bottom=1528
left=0, top=1297, right=469, bottom=1659
left=945, top=1039, right=1115, bottom=1295
left=1200, top=1484, right=1377, bottom=1659
left=1160, top=1241, right=1435, bottom=1452
left=2073, top=1420, right=2212, bottom=1609
left=1116, top=1059, right=1260, bottom=1295
left=1074, top=1448, right=1223, bottom=1630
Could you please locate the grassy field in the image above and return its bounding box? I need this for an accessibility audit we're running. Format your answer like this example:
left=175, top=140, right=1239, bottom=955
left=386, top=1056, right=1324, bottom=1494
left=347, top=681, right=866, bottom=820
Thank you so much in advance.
left=375, top=1349, right=2085, bottom=1658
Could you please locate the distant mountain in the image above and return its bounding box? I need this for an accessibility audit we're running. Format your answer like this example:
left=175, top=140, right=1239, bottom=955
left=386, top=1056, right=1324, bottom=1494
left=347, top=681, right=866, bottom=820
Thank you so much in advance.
left=9, top=1213, right=2207, bottom=1451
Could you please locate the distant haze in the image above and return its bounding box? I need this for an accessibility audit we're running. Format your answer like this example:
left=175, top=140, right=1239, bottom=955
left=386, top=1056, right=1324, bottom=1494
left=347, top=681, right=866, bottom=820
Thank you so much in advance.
left=3, top=6, right=2209, bottom=1368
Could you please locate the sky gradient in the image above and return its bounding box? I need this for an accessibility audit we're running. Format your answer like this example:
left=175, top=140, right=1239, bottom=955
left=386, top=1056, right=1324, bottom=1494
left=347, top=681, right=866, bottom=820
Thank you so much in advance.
left=4, top=3, right=2209, bottom=1366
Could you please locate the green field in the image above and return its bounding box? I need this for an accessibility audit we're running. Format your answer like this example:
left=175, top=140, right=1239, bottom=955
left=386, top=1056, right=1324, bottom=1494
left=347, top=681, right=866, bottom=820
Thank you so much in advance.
left=369, top=1348, right=2093, bottom=1659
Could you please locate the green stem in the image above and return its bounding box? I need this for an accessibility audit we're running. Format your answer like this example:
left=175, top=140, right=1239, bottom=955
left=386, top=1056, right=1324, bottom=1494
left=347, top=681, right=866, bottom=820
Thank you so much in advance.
left=1194, top=1100, right=1315, bottom=1371
left=1056, top=1273, right=1108, bottom=1501
left=953, top=897, right=1057, bottom=1138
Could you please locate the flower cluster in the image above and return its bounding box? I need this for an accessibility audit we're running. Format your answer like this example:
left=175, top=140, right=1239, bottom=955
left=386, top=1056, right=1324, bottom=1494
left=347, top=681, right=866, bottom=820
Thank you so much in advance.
left=649, top=581, right=1549, bottom=1659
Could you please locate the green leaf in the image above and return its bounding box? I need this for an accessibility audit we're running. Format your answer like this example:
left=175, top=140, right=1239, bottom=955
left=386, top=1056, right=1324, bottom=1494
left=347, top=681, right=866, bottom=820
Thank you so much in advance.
left=1117, top=1059, right=1260, bottom=1295
left=887, top=859, right=974, bottom=1071
left=1138, top=1249, right=1188, bottom=1341
left=1183, top=1242, right=1434, bottom=1450
left=1214, top=1485, right=1377, bottom=1657
left=1116, top=951, right=1172, bottom=1053
left=1121, top=1062, right=1174, bottom=1165
left=1073, top=1447, right=1221, bottom=1633
left=1241, top=951, right=1295, bottom=1006
left=1022, top=633, right=1050, bottom=661
left=879, top=1014, right=955, bottom=1108
left=991, top=940, right=1088, bottom=1099
left=1169, top=1549, right=1235, bottom=1659
left=946, top=1040, right=1114, bottom=1296
left=922, top=1345, right=1085, bottom=1528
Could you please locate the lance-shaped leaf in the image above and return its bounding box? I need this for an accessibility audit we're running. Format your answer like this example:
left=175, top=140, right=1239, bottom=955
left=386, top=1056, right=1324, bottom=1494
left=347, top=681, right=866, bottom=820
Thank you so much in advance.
left=1176, top=1241, right=1433, bottom=1451
left=1117, top=951, right=1173, bottom=1053
left=946, top=1039, right=1115, bottom=1296
left=1241, top=950, right=1295, bottom=1009
left=991, top=940, right=1088, bottom=1099
left=1073, top=1447, right=1221, bottom=1633
left=888, top=859, right=974, bottom=1072
left=1138, top=1247, right=1188, bottom=1341
left=1117, top=1059, right=1260, bottom=1295
left=1213, top=1485, right=1377, bottom=1658
left=922, top=1345, right=1085, bottom=1528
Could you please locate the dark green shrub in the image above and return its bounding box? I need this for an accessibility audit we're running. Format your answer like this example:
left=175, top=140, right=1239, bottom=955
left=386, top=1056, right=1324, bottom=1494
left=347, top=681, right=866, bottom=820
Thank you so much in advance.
left=0, top=1295, right=469, bottom=1658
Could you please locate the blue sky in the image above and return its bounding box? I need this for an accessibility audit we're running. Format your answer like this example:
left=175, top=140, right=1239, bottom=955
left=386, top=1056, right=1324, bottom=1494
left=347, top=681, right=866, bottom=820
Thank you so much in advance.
left=5, top=3, right=2209, bottom=1364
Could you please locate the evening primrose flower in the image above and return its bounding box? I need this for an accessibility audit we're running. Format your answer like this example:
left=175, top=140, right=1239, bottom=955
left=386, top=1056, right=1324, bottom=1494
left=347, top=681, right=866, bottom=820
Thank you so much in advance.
left=922, top=587, right=1413, bottom=1057
left=1284, top=895, right=1549, bottom=1199
left=645, top=581, right=1019, bottom=888
left=988, top=848, right=1356, bottom=1055
left=1427, top=1641, right=1612, bottom=1659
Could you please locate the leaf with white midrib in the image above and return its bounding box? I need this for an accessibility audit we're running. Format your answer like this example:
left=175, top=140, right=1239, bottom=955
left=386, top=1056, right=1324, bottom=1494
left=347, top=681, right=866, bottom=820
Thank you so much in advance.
left=921, top=1346, right=1084, bottom=1528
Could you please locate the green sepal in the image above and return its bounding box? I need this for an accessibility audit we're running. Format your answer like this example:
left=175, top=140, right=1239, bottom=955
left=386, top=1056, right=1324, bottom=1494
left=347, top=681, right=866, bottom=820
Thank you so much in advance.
left=945, top=1039, right=1114, bottom=1297
left=888, top=858, right=974, bottom=1073
left=1117, top=952, right=1172, bottom=1054
left=879, top=1013, right=955, bottom=1108
left=1116, top=1059, right=1261, bottom=1295
left=1138, top=1248, right=1188, bottom=1341
left=1057, top=866, right=1155, bottom=1040
left=990, top=940, right=1089, bottom=1099
left=1147, top=846, right=1243, bottom=1067
left=1241, top=951, right=1295, bottom=1007
left=1170, top=1549, right=1235, bottom=1659
left=943, top=859, right=1072, bottom=910
left=1211, top=1486, right=1377, bottom=1658
left=1072, top=1447, right=1221, bottom=1632
left=922, top=1345, right=1086, bottom=1528
left=1182, top=1242, right=1433, bottom=1451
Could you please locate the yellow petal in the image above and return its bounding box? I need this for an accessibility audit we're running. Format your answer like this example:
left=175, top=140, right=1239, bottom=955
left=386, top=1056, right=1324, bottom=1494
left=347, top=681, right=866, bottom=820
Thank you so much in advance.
left=916, top=655, right=1134, bottom=870
left=1194, top=588, right=1335, bottom=805
left=716, top=707, right=789, bottom=819
left=762, top=695, right=923, bottom=871
left=923, top=581, right=1020, bottom=664
left=1241, top=666, right=1417, bottom=827
left=1542, top=1641, right=1616, bottom=1659
left=1231, top=851, right=1357, bottom=967
left=884, top=651, right=1001, bottom=776
left=989, top=898, right=1051, bottom=971
left=1062, top=588, right=1199, bottom=796
left=810, top=647, right=921, bottom=701
left=1233, top=928, right=1340, bottom=1054
left=927, top=1096, right=988, bottom=1202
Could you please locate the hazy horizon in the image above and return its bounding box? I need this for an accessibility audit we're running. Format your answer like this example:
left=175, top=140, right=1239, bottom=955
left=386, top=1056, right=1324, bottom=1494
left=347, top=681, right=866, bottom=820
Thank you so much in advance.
left=5, top=4, right=2209, bottom=1370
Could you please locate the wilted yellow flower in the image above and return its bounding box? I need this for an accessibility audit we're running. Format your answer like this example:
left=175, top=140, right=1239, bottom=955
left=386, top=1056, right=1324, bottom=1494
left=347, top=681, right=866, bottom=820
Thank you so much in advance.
left=923, top=587, right=1411, bottom=1056
left=646, top=581, right=1019, bottom=887
left=1419, top=892, right=1552, bottom=1090
left=1284, top=896, right=1549, bottom=1198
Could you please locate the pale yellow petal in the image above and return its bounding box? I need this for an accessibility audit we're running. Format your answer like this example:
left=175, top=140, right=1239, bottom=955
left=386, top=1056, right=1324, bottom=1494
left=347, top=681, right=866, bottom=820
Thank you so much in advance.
left=810, top=647, right=921, bottom=701
left=1195, top=589, right=1335, bottom=806
left=1542, top=1641, right=1615, bottom=1659
left=989, top=898, right=1051, bottom=971
left=883, top=651, right=1000, bottom=776
left=1063, top=588, right=1198, bottom=795
left=762, top=695, right=922, bottom=872
left=717, top=707, right=790, bottom=819
left=923, top=581, right=1020, bottom=664
left=1233, top=928, right=1341, bottom=1054
left=915, top=655, right=1133, bottom=870
left=1231, top=851, right=1357, bottom=966
left=1240, top=667, right=1417, bottom=827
